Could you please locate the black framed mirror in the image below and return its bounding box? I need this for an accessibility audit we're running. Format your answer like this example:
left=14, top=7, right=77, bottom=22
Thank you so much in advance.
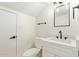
left=54, top=3, right=70, bottom=27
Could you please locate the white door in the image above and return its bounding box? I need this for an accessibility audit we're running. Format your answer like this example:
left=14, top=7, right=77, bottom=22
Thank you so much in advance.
left=0, top=9, right=17, bottom=57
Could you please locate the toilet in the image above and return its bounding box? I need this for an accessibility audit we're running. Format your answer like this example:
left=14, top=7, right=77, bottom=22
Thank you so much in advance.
left=23, top=38, right=42, bottom=57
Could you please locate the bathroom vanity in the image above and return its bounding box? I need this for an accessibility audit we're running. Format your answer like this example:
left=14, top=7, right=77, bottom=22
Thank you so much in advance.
left=36, top=37, right=79, bottom=57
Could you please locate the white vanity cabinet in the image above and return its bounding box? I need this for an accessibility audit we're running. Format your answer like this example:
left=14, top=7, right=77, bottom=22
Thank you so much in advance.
left=43, top=48, right=59, bottom=57
left=41, top=40, right=78, bottom=57
left=36, top=37, right=79, bottom=57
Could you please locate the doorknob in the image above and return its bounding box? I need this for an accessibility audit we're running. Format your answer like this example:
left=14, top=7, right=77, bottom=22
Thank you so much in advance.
left=10, top=36, right=17, bottom=39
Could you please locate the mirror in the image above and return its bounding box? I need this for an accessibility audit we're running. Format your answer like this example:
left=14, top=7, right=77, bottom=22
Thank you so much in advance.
left=54, top=3, right=70, bottom=27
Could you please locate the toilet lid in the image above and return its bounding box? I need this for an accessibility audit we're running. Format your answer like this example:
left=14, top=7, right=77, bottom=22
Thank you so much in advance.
left=23, top=48, right=40, bottom=57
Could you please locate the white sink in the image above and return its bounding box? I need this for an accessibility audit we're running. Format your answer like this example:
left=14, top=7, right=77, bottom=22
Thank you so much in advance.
left=46, top=37, right=76, bottom=47
left=48, top=36, right=75, bottom=43
left=48, top=37, right=71, bottom=43
left=36, top=36, right=76, bottom=47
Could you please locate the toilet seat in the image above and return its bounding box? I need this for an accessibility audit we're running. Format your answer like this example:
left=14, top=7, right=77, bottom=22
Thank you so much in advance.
left=23, top=48, right=40, bottom=57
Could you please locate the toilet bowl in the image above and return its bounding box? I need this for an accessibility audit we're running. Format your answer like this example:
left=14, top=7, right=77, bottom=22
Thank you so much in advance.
left=23, top=38, right=42, bottom=57
left=23, top=48, right=41, bottom=57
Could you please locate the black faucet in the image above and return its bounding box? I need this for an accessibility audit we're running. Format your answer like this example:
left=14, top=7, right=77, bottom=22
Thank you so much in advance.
left=59, top=30, right=62, bottom=39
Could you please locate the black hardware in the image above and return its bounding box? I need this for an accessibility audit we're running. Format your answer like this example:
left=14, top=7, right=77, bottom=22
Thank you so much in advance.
left=59, top=2, right=63, bottom=4
left=64, top=37, right=67, bottom=40
left=73, top=5, right=79, bottom=19
left=53, top=2, right=63, bottom=5
left=10, top=36, right=17, bottom=39
left=59, top=30, right=62, bottom=39
left=56, top=36, right=58, bottom=39
left=73, top=8, right=75, bottom=19
left=78, top=51, right=79, bottom=57
left=37, top=22, right=46, bottom=25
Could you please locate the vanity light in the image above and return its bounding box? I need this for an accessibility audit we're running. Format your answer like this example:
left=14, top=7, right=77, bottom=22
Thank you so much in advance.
left=73, top=5, right=79, bottom=19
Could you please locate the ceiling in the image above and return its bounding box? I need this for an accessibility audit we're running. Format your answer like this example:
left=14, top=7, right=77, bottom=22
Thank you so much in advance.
left=0, top=2, right=51, bottom=17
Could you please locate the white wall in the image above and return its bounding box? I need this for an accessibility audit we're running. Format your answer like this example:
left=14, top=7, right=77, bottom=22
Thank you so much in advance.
left=17, top=12, right=35, bottom=56
left=35, top=3, right=54, bottom=37
left=0, top=5, right=36, bottom=56
left=36, top=3, right=79, bottom=39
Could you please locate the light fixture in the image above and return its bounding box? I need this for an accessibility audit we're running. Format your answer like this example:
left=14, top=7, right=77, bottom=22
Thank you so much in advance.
left=73, top=5, right=79, bottom=19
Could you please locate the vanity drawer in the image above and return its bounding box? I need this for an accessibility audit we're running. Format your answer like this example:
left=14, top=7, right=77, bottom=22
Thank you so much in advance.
left=43, top=47, right=77, bottom=57
left=42, top=49, right=60, bottom=57
left=43, top=49, right=55, bottom=57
